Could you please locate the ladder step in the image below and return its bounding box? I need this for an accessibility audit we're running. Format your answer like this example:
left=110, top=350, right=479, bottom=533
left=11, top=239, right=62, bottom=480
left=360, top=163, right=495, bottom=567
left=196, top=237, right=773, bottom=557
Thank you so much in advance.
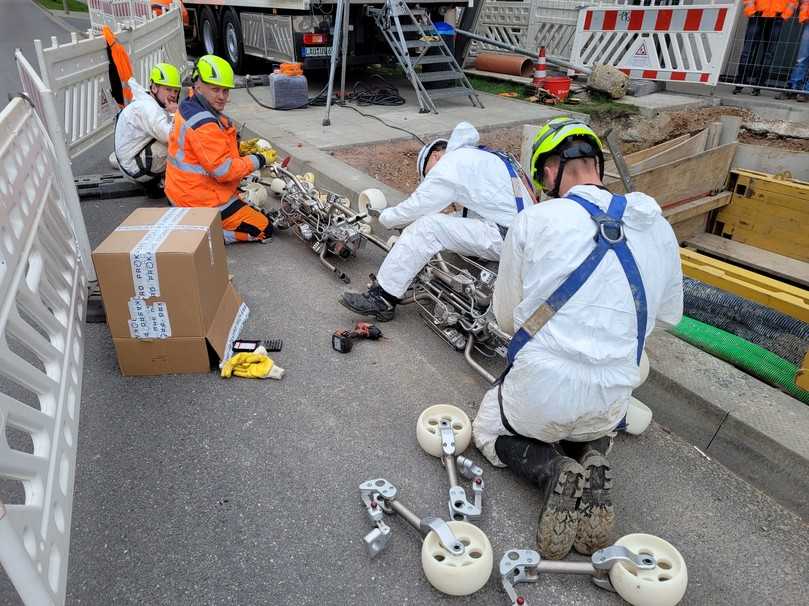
left=418, top=70, right=462, bottom=82
left=412, top=55, right=453, bottom=65
left=394, top=24, right=430, bottom=32
left=406, top=39, right=443, bottom=48
left=426, top=87, right=476, bottom=99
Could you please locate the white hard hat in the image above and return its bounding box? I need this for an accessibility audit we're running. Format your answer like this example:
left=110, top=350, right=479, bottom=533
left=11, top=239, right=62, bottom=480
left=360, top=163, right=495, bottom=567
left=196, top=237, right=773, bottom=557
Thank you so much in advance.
left=417, top=138, right=448, bottom=180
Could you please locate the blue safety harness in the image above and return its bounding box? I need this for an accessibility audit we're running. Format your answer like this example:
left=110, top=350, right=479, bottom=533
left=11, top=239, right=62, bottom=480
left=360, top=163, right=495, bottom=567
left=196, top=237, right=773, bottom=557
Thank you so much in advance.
left=498, top=192, right=648, bottom=437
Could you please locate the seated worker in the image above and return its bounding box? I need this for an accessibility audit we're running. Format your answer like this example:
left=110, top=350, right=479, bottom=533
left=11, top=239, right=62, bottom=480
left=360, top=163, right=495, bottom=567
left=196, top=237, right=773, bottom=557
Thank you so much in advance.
left=340, top=121, right=535, bottom=320
left=113, top=63, right=181, bottom=197
left=165, top=55, right=275, bottom=243
left=473, top=118, right=683, bottom=560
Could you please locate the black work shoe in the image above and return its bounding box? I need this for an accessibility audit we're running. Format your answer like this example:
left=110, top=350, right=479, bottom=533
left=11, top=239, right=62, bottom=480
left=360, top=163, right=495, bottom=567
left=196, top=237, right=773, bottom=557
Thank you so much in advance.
left=574, top=450, right=614, bottom=555
left=775, top=91, right=797, bottom=100
left=536, top=457, right=585, bottom=560
left=732, top=86, right=743, bottom=94
left=750, top=88, right=761, bottom=96
left=339, top=285, right=396, bottom=322
left=797, top=94, right=808, bottom=103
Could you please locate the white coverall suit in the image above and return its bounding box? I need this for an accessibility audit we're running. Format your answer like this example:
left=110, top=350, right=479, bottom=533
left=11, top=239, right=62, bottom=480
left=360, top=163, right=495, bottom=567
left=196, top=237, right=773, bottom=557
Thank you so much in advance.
left=113, top=78, right=174, bottom=184
left=473, top=185, right=683, bottom=466
left=376, top=122, right=534, bottom=298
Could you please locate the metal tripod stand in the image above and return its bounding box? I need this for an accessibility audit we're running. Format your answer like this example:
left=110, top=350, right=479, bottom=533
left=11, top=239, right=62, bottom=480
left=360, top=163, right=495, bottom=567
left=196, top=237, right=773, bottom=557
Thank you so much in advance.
left=322, top=0, right=351, bottom=126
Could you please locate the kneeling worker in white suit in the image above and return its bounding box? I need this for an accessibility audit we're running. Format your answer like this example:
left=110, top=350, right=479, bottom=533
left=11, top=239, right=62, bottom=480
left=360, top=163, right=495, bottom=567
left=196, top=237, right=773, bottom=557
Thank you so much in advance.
left=112, top=62, right=181, bottom=197
left=473, top=118, right=683, bottom=561
left=339, top=121, right=535, bottom=321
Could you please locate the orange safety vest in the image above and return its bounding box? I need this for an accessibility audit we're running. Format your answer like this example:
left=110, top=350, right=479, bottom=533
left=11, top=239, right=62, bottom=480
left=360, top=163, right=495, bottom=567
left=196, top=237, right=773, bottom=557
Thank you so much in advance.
left=102, top=26, right=134, bottom=106
left=743, top=0, right=798, bottom=19
left=165, top=94, right=261, bottom=209
left=151, top=0, right=189, bottom=26
left=800, top=0, right=809, bottom=22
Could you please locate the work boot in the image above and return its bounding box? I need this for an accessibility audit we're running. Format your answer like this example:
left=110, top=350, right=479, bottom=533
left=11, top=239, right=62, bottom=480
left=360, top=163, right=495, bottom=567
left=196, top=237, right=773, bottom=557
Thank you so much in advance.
left=339, top=283, right=397, bottom=322
left=797, top=94, right=808, bottom=103
left=750, top=88, right=761, bottom=96
left=775, top=91, right=797, bottom=100
left=495, top=436, right=584, bottom=560
left=732, top=86, right=743, bottom=95
left=561, top=437, right=615, bottom=556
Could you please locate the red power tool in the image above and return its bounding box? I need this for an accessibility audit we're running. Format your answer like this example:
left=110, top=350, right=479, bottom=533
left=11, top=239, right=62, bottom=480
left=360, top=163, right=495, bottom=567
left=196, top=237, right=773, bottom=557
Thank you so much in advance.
left=332, top=321, right=383, bottom=353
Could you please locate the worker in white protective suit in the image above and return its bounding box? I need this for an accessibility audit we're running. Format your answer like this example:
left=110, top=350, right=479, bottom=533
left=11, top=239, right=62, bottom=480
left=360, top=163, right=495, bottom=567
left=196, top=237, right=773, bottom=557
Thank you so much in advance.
left=111, top=62, right=181, bottom=197
left=473, top=117, right=683, bottom=561
left=339, top=121, right=535, bottom=321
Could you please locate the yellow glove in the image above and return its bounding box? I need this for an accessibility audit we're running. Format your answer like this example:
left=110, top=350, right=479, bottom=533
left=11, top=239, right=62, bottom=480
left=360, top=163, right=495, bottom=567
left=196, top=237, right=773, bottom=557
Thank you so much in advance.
left=239, top=137, right=260, bottom=155
left=257, top=147, right=278, bottom=165
left=220, top=352, right=285, bottom=380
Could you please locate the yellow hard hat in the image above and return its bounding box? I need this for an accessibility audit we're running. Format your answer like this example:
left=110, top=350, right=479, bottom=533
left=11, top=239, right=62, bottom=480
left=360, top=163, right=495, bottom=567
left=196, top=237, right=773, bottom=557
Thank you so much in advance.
left=149, top=62, right=181, bottom=88
left=530, top=117, right=604, bottom=195
left=193, top=55, right=235, bottom=89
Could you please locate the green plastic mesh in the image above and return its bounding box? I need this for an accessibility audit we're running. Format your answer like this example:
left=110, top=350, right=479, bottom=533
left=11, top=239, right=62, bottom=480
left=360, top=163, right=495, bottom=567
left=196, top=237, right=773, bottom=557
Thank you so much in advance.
left=670, top=316, right=809, bottom=405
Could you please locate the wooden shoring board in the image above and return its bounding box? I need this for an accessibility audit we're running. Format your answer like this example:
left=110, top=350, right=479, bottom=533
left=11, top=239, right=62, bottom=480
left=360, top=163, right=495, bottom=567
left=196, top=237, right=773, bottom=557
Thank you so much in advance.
left=685, top=233, right=809, bottom=288
left=629, top=130, right=710, bottom=175
left=714, top=170, right=809, bottom=262
left=680, top=248, right=809, bottom=323
left=664, top=191, right=732, bottom=243
left=606, top=143, right=737, bottom=208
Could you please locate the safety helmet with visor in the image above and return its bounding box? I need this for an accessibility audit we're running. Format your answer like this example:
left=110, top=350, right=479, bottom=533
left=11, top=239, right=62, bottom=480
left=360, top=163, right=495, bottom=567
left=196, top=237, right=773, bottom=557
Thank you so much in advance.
left=150, top=62, right=182, bottom=89
left=530, top=117, right=604, bottom=198
left=193, top=55, right=235, bottom=89
left=417, top=137, right=449, bottom=180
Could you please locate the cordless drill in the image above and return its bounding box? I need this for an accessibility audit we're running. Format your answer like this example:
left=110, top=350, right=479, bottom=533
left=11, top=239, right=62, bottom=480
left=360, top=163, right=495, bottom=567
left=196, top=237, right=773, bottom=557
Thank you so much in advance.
left=332, top=321, right=383, bottom=353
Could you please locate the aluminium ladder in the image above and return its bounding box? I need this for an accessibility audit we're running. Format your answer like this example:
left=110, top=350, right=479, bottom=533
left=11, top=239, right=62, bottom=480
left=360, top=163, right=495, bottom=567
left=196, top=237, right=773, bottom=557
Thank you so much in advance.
left=369, top=0, right=483, bottom=114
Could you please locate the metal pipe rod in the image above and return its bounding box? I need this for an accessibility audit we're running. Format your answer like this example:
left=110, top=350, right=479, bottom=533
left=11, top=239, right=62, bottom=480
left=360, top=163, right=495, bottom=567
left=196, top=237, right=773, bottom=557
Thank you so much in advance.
left=464, top=335, right=498, bottom=384
left=454, top=29, right=591, bottom=75
left=389, top=499, right=422, bottom=531
left=537, top=560, right=596, bottom=575
left=444, top=454, right=459, bottom=488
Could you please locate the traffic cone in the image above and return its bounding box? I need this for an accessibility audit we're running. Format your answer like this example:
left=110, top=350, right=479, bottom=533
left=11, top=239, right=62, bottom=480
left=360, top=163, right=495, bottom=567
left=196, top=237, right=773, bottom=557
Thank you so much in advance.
left=532, top=46, right=547, bottom=91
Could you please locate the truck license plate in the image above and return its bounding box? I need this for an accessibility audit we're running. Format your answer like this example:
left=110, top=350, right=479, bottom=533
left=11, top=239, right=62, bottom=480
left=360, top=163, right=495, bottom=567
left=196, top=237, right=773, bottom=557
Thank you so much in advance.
left=302, top=46, right=332, bottom=57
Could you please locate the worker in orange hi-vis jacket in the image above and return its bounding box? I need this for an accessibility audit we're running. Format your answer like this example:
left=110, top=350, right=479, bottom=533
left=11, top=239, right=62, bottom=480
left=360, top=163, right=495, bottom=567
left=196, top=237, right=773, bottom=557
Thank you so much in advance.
left=735, top=0, right=798, bottom=95
left=165, top=55, right=275, bottom=244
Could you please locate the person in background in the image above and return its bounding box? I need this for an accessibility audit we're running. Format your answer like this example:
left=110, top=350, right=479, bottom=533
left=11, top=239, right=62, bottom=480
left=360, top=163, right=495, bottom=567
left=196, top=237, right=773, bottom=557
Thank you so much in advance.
left=734, top=0, right=798, bottom=95
left=165, top=55, right=275, bottom=244
left=776, top=1, right=809, bottom=101
left=112, top=63, right=180, bottom=198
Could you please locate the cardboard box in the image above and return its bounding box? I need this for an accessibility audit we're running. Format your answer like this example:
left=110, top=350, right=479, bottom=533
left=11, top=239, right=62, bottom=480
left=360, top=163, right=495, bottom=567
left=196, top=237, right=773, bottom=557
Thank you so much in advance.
left=93, top=208, right=249, bottom=376
left=113, top=283, right=245, bottom=376
left=93, top=207, right=228, bottom=339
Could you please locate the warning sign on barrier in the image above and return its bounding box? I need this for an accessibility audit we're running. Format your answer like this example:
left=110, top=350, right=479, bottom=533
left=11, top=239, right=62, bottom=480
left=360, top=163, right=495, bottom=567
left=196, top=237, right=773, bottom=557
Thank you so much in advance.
left=571, top=3, right=739, bottom=86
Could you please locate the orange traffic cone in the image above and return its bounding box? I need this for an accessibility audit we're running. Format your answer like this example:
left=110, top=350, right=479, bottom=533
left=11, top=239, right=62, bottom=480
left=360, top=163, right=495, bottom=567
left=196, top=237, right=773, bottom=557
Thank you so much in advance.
left=532, top=46, right=547, bottom=91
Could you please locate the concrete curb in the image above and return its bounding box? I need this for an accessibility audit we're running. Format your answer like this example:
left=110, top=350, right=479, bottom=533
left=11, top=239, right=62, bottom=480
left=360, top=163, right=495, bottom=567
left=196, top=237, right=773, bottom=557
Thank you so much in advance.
left=637, top=330, right=809, bottom=520
left=36, top=5, right=89, bottom=35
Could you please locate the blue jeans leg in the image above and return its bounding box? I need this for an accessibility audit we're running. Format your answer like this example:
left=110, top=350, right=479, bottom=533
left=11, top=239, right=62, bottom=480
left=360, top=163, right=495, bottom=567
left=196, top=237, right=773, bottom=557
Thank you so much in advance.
left=787, top=24, right=809, bottom=91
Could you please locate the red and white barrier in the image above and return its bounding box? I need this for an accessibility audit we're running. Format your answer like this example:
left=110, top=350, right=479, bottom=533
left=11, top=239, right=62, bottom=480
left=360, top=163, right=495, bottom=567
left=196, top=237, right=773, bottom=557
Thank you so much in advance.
left=571, top=2, right=738, bottom=86
left=532, top=46, right=547, bottom=89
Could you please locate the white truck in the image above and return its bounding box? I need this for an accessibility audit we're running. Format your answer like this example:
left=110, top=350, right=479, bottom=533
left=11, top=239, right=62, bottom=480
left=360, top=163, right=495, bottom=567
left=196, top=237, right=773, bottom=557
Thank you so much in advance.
left=180, top=0, right=482, bottom=72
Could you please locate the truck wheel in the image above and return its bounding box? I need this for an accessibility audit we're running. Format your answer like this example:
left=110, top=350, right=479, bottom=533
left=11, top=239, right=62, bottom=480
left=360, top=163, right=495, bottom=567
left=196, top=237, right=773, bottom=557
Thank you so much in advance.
left=221, top=9, right=245, bottom=73
left=200, top=7, right=220, bottom=56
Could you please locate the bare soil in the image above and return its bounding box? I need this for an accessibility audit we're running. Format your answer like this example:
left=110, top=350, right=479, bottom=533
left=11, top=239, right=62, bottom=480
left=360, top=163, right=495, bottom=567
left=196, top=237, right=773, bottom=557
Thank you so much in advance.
left=331, top=106, right=809, bottom=193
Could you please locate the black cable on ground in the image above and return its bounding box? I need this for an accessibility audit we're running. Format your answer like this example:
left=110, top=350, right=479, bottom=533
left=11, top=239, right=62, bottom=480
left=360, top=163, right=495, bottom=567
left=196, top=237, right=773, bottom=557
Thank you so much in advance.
left=682, top=277, right=809, bottom=366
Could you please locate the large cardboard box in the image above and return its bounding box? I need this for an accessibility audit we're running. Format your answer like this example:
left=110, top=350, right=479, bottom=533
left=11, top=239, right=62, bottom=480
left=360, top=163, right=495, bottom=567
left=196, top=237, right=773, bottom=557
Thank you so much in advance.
left=93, top=208, right=248, bottom=376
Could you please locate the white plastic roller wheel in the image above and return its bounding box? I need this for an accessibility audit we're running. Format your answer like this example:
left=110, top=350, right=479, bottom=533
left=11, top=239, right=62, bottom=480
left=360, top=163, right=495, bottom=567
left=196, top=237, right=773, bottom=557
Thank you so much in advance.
left=624, top=397, right=653, bottom=436
left=638, top=350, right=650, bottom=386
left=270, top=178, right=286, bottom=195
left=421, top=521, right=493, bottom=596
left=609, top=534, right=688, bottom=606
left=358, top=188, right=388, bottom=212
left=416, top=404, right=471, bottom=457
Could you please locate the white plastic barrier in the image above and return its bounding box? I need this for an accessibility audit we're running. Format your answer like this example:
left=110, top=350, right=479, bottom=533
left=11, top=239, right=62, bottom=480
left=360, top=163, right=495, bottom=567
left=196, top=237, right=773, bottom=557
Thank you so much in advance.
left=16, top=50, right=96, bottom=284
left=32, top=7, right=185, bottom=159
left=87, top=0, right=151, bottom=34
left=0, top=97, right=88, bottom=606
left=570, top=2, right=738, bottom=85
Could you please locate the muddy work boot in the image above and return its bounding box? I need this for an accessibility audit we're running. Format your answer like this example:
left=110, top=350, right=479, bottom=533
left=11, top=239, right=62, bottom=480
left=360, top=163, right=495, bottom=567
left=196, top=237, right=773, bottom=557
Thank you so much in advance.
left=562, top=437, right=614, bottom=555
left=495, top=436, right=584, bottom=560
left=339, top=283, right=397, bottom=322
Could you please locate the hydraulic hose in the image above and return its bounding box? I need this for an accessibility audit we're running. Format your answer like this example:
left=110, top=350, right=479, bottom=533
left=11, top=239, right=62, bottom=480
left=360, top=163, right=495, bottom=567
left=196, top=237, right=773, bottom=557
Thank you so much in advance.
left=670, top=316, right=809, bottom=405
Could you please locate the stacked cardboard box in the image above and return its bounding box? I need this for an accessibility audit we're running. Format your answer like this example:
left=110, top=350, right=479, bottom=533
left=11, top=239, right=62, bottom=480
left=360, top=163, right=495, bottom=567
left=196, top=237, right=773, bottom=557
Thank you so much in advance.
left=93, top=207, right=248, bottom=376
